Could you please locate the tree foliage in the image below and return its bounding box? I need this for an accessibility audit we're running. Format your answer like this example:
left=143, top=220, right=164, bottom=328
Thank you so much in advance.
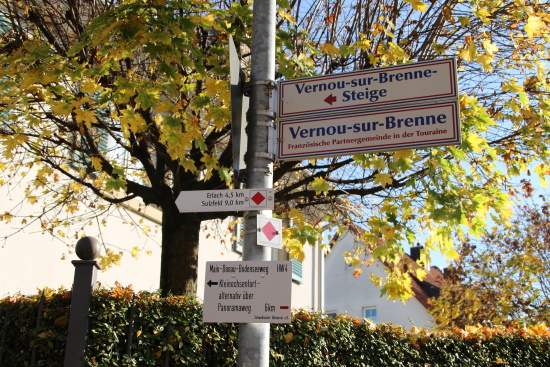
left=1, top=0, right=550, bottom=297
left=430, top=191, right=550, bottom=328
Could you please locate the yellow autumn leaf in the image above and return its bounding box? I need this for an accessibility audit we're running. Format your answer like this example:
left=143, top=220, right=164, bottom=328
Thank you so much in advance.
left=502, top=80, right=523, bottom=93
left=476, top=54, right=494, bottom=72
left=200, top=153, right=218, bottom=180
left=50, top=101, right=73, bottom=116
left=289, top=246, right=305, bottom=262
left=404, top=0, right=427, bottom=12
left=353, top=268, right=363, bottom=277
left=2, top=134, right=28, bottom=157
left=458, top=42, right=477, bottom=62
left=372, top=157, right=387, bottom=171
left=392, top=150, right=413, bottom=160
left=120, top=109, right=148, bottom=137
left=131, top=246, right=140, bottom=259
left=482, top=39, right=498, bottom=56
left=287, top=208, right=307, bottom=228
left=284, top=332, right=294, bottom=343
left=179, top=158, right=197, bottom=172
left=90, top=157, right=103, bottom=171
left=344, top=251, right=361, bottom=267
left=190, top=14, right=215, bottom=25
left=320, top=43, right=340, bottom=57
left=204, top=79, right=230, bottom=103
left=296, top=53, right=315, bottom=69
left=74, top=109, right=96, bottom=128
left=356, top=34, right=371, bottom=50
left=380, top=224, right=396, bottom=240
left=465, top=134, right=485, bottom=153
left=474, top=8, right=491, bottom=23
left=525, top=16, right=548, bottom=40
left=36, top=330, right=53, bottom=339
left=80, top=79, right=103, bottom=95
left=92, top=20, right=120, bottom=46
left=534, top=164, right=549, bottom=188
left=278, top=9, right=296, bottom=24
left=1, top=212, right=13, bottom=223
left=69, top=181, right=84, bottom=193
left=529, top=323, right=549, bottom=337
left=311, top=176, right=330, bottom=195
left=374, top=172, right=393, bottom=188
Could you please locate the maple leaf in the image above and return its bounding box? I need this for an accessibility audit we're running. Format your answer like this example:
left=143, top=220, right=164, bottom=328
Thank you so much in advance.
left=278, top=9, right=297, bottom=24
left=136, top=88, right=160, bottom=110
left=529, top=323, right=549, bottom=337
left=525, top=16, right=548, bottom=40
left=90, top=157, right=103, bottom=171
left=105, top=176, right=127, bottom=192
left=392, top=150, right=413, bottom=160
left=311, top=177, right=330, bottom=195
left=50, top=101, right=73, bottom=116
left=465, top=134, right=486, bottom=153
left=2, top=134, right=28, bottom=158
left=476, top=54, right=494, bottom=72
left=404, top=0, right=427, bottom=12
left=80, top=79, right=103, bottom=95
left=320, top=43, right=340, bottom=57
left=217, top=167, right=232, bottom=186
left=200, top=153, right=218, bottom=180
left=74, top=109, right=96, bottom=128
left=459, top=43, right=477, bottom=62
left=120, top=109, right=148, bottom=137
left=374, top=173, right=393, bottom=188
left=482, top=39, right=499, bottom=56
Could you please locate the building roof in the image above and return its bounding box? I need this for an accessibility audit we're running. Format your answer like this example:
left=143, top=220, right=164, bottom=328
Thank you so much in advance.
left=403, top=253, right=444, bottom=309
left=329, top=229, right=445, bottom=310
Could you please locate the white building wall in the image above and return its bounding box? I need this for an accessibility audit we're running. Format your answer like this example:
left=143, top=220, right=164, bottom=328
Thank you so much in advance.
left=325, top=231, right=436, bottom=328
left=0, top=178, right=316, bottom=309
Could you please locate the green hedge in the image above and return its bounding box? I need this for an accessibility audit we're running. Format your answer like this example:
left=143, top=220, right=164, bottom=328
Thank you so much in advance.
left=1, top=288, right=549, bottom=366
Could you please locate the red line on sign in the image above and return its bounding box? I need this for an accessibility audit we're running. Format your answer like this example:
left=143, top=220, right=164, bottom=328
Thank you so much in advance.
left=280, top=306, right=289, bottom=310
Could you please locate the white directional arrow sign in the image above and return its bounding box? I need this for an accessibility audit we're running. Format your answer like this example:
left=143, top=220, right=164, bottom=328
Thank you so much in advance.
left=176, top=189, right=274, bottom=213
left=278, top=58, right=458, bottom=119
left=203, top=261, right=292, bottom=323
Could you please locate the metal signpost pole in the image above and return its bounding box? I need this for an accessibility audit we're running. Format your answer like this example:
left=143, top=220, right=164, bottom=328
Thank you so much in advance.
left=236, top=0, right=276, bottom=365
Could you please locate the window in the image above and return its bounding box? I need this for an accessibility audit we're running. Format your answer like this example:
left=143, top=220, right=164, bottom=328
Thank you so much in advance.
left=291, top=258, right=303, bottom=283
left=232, top=217, right=244, bottom=253
left=363, top=307, right=377, bottom=323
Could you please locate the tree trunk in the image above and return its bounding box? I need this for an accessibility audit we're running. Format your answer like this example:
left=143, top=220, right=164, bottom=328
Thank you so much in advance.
left=159, top=211, right=201, bottom=296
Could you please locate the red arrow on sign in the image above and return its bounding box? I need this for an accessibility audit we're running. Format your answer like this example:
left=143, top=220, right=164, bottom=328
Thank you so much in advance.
left=324, top=94, right=337, bottom=105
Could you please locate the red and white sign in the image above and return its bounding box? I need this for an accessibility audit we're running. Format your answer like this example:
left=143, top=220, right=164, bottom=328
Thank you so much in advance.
left=278, top=58, right=458, bottom=119
left=278, top=100, right=460, bottom=161
left=176, top=189, right=274, bottom=213
left=257, top=215, right=282, bottom=249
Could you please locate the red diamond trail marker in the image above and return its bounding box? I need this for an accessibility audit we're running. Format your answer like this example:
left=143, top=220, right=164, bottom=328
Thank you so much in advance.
left=251, top=191, right=266, bottom=206
left=262, top=221, right=278, bottom=241
left=257, top=215, right=282, bottom=249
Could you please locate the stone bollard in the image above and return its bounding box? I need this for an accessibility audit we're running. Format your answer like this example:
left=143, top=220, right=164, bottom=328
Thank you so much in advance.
left=63, top=237, right=101, bottom=367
